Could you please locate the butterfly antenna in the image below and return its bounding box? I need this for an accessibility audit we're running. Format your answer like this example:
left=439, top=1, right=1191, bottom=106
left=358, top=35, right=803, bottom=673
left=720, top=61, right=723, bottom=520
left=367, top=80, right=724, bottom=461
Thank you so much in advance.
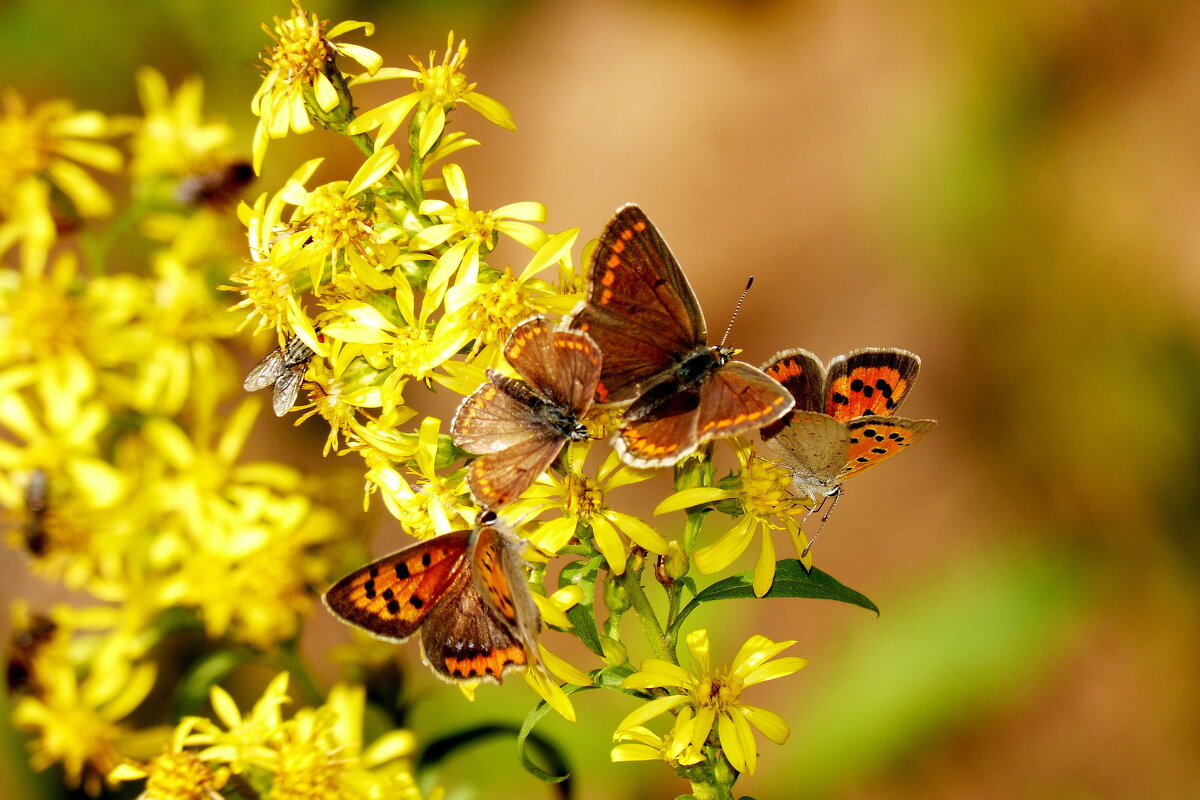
left=719, top=276, right=754, bottom=347
left=800, top=490, right=840, bottom=558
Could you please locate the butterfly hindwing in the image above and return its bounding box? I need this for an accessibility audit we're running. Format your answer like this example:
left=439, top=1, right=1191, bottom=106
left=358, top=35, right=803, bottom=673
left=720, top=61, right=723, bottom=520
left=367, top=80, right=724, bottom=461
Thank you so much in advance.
left=467, top=434, right=567, bottom=508
left=763, top=410, right=850, bottom=500
left=322, top=530, right=472, bottom=641
left=823, top=348, right=921, bottom=422
left=420, top=571, right=530, bottom=683
left=694, top=361, right=795, bottom=445
left=838, top=416, right=936, bottom=480
left=471, top=523, right=542, bottom=658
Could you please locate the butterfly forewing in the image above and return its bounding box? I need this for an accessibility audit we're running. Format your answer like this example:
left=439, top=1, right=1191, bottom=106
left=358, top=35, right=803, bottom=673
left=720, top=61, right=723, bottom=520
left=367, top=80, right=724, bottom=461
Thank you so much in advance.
left=760, top=349, right=827, bottom=439
left=323, top=530, right=471, bottom=641
left=503, top=317, right=601, bottom=414
left=471, top=523, right=542, bottom=659
left=571, top=205, right=706, bottom=403
left=823, top=348, right=921, bottom=422
left=616, top=389, right=703, bottom=468
left=838, top=416, right=936, bottom=480
left=451, top=375, right=548, bottom=454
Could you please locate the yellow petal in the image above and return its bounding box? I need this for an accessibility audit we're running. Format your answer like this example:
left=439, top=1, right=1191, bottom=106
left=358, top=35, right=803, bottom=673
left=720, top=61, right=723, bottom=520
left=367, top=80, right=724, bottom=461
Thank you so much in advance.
left=654, top=487, right=731, bottom=516
left=752, top=530, right=777, bottom=597
left=693, top=515, right=755, bottom=574
left=614, top=694, right=689, bottom=734
left=741, top=704, right=790, bottom=745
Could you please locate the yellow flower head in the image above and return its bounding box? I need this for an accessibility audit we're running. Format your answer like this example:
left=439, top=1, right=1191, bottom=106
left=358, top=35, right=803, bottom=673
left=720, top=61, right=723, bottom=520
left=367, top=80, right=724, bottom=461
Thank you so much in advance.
left=251, top=1, right=382, bottom=171
left=616, top=629, right=807, bottom=775
left=656, top=439, right=813, bottom=596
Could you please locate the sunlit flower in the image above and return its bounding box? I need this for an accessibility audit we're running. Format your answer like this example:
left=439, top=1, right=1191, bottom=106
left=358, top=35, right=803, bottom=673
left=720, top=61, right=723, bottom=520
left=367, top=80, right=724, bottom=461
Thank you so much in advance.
left=411, top=163, right=547, bottom=310
left=611, top=717, right=704, bottom=769
left=128, top=67, right=247, bottom=210
left=443, top=228, right=579, bottom=364
left=348, top=32, right=515, bottom=151
left=507, top=442, right=667, bottom=574
left=656, top=440, right=812, bottom=595
left=361, top=419, right=473, bottom=540
left=251, top=0, right=382, bottom=171
left=616, top=629, right=806, bottom=775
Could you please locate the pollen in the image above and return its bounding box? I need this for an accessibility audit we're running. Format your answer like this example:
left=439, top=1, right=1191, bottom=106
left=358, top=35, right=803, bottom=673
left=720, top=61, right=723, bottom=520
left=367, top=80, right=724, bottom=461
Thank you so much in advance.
left=563, top=472, right=605, bottom=520
left=303, top=184, right=372, bottom=253
left=262, top=5, right=334, bottom=90
left=141, top=751, right=226, bottom=800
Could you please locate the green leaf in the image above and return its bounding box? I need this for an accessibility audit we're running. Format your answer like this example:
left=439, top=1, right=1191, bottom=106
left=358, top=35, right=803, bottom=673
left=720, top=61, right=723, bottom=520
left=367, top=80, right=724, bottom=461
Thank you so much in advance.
left=668, top=559, right=877, bottom=638
left=517, top=685, right=597, bottom=785
left=559, top=556, right=603, bottom=655
left=418, top=722, right=569, bottom=797
left=171, top=649, right=256, bottom=720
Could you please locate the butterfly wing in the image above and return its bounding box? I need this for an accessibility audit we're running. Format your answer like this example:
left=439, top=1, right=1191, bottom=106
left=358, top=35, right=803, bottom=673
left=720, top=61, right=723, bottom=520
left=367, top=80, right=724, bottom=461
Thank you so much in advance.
left=763, top=410, right=850, bottom=501
left=471, top=522, right=542, bottom=661
left=451, top=371, right=549, bottom=454
left=694, top=361, right=795, bottom=446
left=271, top=364, right=307, bottom=416
left=837, top=416, right=936, bottom=480
left=570, top=205, right=706, bottom=404
left=504, top=316, right=601, bottom=415
left=420, top=521, right=542, bottom=684
left=823, top=348, right=922, bottom=421
left=322, top=530, right=471, bottom=641
left=615, top=388, right=703, bottom=469
left=760, top=348, right=827, bottom=439
left=466, top=434, right=566, bottom=508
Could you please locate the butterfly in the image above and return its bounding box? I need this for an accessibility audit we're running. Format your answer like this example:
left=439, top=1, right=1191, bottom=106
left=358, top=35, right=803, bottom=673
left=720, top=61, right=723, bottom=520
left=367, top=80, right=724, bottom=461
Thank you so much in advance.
left=243, top=332, right=317, bottom=416
left=451, top=316, right=601, bottom=507
left=568, top=204, right=794, bottom=469
left=323, top=510, right=542, bottom=684
left=759, top=347, right=936, bottom=505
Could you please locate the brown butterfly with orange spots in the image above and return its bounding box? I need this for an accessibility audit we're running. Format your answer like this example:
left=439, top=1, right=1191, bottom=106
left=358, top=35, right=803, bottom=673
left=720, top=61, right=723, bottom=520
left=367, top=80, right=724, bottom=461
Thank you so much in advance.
left=568, top=205, right=794, bottom=468
left=451, top=316, right=600, bottom=507
left=760, top=347, right=935, bottom=506
left=323, top=511, right=542, bottom=684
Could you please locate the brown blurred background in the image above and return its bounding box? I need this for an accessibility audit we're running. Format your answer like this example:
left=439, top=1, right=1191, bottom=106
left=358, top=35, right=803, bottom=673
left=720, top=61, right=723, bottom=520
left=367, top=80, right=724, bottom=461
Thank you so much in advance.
left=3, top=1, right=1199, bottom=798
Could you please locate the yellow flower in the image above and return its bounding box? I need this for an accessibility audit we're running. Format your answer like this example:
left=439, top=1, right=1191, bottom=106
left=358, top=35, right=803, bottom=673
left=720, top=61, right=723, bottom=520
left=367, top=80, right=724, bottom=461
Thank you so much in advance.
left=13, top=647, right=162, bottom=794
left=0, top=89, right=121, bottom=223
left=348, top=32, right=515, bottom=152
left=110, top=749, right=228, bottom=800
left=251, top=0, right=383, bottom=171
left=507, top=442, right=667, bottom=574
left=656, top=439, right=812, bottom=596
left=443, top=227, right=580, bottom=364
left=412, top=163, right=547, bottom=311
left=616, top=629, right=806, bottom=775
left=361, top=418, right=474, bottom=540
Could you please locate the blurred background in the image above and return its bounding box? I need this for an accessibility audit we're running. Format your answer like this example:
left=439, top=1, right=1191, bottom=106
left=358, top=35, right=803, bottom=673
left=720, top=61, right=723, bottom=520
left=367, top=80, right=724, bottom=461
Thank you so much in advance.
left=2, top=0, right=1199, bottom=798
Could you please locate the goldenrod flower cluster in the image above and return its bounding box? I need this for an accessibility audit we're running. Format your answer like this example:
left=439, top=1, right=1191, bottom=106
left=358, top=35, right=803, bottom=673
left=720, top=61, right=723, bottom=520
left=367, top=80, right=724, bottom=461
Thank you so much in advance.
left=0, top=4, right=876, bottom=799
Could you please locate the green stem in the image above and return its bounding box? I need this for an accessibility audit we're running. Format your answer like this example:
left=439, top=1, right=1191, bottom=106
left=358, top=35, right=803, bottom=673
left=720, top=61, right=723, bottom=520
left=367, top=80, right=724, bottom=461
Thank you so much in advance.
left=618, top=567, right=672, bottom=663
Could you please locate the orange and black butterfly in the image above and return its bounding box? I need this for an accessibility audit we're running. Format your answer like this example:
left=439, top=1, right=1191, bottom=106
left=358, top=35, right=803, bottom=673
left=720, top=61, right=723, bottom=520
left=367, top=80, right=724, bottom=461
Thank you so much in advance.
left=323, top=511, right=541, bottom=684
left=451, top=316, right=600, bottom=507
left=243, top=332, right=317, bottom=416
left=760, top=348, right=936, bottom=504
left=568, top=204, right=793, bottom=468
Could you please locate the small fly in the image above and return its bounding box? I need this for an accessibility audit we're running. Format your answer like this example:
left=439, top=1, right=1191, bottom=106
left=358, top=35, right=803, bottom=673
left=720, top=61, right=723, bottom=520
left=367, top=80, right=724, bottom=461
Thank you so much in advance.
left=243, top=333, right=317, bottom=416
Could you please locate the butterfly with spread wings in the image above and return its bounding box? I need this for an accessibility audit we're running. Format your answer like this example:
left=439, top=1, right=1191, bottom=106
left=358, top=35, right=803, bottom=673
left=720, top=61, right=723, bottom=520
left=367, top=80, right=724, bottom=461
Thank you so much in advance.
left=568, top=205, right=793, bottom=468
left=451, top=316, right=600, bottom=508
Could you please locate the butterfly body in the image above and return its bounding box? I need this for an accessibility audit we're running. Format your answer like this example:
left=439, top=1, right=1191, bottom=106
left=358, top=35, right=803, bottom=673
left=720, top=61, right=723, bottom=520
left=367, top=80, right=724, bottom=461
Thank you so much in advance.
left=323, top=513, right=541, bottom=684
left=569, top=205, right=793, bottom=468
left=761, top=348, right=935, bottom=502
left=452, top=317, right=600, bottom=507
